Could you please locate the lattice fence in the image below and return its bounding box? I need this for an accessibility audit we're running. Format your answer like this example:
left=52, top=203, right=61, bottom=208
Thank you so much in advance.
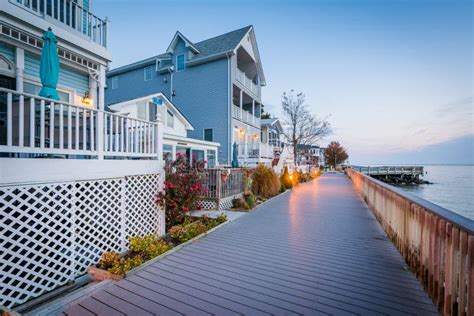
left=0, top=174, right=163, bottom=309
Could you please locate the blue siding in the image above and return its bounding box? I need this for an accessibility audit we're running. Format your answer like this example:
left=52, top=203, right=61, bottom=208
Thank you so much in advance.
left=0, top=42, right=15, bottom=64
left=105, top=38, right=230, bottom=162
left=24, top=52, right=89, bottom=95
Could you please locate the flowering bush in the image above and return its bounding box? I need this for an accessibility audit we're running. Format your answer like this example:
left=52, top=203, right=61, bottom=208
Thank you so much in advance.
left=157, top=154, right=207, bottom=229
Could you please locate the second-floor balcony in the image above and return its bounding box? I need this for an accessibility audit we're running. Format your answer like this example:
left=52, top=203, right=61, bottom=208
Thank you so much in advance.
left=8, top=0, right=108, bottom=47
left=235, top=68, right=259, bottom=96
left=233, top=104, right=260, bottom=127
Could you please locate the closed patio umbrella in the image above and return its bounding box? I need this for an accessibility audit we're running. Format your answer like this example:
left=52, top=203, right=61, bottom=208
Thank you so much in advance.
left=232, top=142, right=239, bottom=168
left=39, top=28, right=60, bottom=100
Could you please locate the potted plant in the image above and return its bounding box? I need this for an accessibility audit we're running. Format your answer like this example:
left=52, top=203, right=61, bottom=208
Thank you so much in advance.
left=221, top=169, right=230, bottom=182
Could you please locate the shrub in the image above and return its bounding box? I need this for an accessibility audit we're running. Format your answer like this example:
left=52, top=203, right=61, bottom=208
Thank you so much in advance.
left=169, top=220, right=207, bottom=243
left=96, top=234, right=171, bottom=275
left=280, top=166, right=292, bottom=189
left=232, top=197, right=243, bottom=209
left=248, top=194, right=256, bottom=208
left=157, top=154, right=207, bottom=229
left=251, top=164, right=280, bottom=198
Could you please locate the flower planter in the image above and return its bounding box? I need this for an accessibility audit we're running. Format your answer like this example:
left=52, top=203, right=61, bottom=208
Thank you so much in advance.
left=88, top=265, right=123, bottom=281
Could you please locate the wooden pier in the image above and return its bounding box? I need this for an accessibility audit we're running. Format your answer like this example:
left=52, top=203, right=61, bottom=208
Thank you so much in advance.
left=352, top=165, right=425, bottom=185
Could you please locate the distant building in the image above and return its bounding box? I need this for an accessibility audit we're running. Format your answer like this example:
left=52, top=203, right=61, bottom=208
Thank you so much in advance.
left=105, top=26, right=266, bottom=165
left=297, top=144, right=322, bottom=166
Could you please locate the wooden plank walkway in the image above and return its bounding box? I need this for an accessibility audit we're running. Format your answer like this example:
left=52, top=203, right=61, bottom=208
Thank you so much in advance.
left=63, top=173, right=439, bottom=315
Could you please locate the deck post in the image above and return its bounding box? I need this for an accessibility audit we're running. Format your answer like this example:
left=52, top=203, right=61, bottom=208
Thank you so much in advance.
left=97, top=64, right=106, bottom=160
left=216, top=169, right=222, bottom=210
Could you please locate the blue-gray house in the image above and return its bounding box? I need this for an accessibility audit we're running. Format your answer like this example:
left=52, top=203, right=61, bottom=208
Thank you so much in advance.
left=105, top=26, right=266, bottom=165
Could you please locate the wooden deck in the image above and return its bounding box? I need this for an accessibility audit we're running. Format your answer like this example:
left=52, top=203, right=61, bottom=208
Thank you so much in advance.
left=62, top=173, right=439, bottom=315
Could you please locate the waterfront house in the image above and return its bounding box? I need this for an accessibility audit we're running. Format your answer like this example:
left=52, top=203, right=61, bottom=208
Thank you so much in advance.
left=108, top=93, right=220, bottom=167
left=105, top=25, right=266, bottom=166
left=259, top=117, right=284, bottom=165
left=0, top=0, right=167, bottom=310
left=297, top=144, right=322, bottom=166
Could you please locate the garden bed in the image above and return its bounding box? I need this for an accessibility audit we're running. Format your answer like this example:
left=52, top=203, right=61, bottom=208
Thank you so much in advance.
left=88, top=214, right=227, bottom=281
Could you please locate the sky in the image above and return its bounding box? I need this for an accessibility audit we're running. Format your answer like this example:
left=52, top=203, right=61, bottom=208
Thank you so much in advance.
left=94, top=0, right=473, bottom=165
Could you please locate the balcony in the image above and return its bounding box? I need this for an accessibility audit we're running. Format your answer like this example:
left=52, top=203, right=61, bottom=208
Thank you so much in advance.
left=8, top=0, right=108, bottom=47
left=235, top=68, right=259, bottom=96
left=233, top=104, right=260, bottom=127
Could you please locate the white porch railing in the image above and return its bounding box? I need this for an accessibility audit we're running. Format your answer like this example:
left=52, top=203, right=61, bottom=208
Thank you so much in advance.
left=232, top=104, right=260, bottom=127
left=236, top=68, right=259, bottom=95
left=0, top=88, right=159, bottom=159
left=9, top=0, right=108, bottom=47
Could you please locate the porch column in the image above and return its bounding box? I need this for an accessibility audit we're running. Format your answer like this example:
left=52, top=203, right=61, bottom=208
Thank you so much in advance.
left=239, top=90, right=243, bottom=120
left=97, top=64, right=106, bottom=160
left=89, top=74, right=98, bottom=109
left=171, top=145, right=176, bottom=160
left=15, top=48, right=24, bottom=92
left=252, top=99, right=255, bottom=125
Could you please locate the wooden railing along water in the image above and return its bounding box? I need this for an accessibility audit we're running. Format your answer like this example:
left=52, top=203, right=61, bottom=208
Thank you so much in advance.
left=347, top=169, right=473, bottom=316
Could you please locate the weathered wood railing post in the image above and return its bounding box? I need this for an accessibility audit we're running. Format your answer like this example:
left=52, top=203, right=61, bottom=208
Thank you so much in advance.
left=216, top=169, right=222, bottom=210
left=346, top=169, right=474, bottom=316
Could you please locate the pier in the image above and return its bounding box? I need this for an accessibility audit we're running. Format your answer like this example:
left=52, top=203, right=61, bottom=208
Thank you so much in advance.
left=39, top=173, right=442, bottom=315
left=352, top=165, right=426, bottom=185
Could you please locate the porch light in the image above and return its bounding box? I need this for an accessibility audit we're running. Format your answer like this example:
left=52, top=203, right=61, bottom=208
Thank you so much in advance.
left=82, top=91, right=92, bottom=106
left=239, top=129, right=245, bottom=135
left=253, top=134, right=258, bottom=140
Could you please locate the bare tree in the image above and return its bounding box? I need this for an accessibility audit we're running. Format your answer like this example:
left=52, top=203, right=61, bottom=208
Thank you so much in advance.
left=324, top=141, right=349, bottom=169
left=281, top=90, right=331, bottom=163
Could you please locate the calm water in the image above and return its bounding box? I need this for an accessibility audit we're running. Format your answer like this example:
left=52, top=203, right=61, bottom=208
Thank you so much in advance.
left=399, top=165, right=474, bottom=220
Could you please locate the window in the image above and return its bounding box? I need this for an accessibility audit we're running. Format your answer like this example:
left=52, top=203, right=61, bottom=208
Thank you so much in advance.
left=166, top=110, right=174, bottom=128
left=207, top=150, right=216, bottom=167
left=163, top=144, right=173, bottom=163
left=111, top=76, right=118, bottom=89
left=204, top=129, right=213, bottom=142
left=176, top=54, right=185, bottom=72
left=24, top=81, right=70, bottom=102
left=144, top=66, right=153, bottom=81
left=191, top=149, right=204, bottom=167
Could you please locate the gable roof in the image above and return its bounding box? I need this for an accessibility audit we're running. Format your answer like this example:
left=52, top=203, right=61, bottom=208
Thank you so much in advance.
left=261, top=117, right=283, bottom=133
left=107, top=25, right=264, bottom=82
left=167, top=31, right=200, bottom=54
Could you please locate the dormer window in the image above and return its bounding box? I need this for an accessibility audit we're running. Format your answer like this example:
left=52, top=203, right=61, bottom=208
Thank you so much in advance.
left=176, top=54, right=185, bottom=72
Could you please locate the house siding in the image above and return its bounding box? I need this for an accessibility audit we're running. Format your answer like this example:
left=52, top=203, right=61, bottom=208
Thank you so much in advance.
left=105, top=38, right=231, bottom=163
left=24, top=51, right=89, bottom=95
left=0, top=42, right=15, bottom=64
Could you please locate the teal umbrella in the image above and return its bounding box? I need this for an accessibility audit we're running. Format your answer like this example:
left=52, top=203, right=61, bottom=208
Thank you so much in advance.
left=39, top=28, right=60, bottom=100
left=231, top=142, right=239, bottom=168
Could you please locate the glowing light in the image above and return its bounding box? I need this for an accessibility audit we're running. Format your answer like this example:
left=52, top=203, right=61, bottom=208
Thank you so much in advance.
left=239, top=129, right=245, bottom=135
left=82, top=91, right=92, bottom=106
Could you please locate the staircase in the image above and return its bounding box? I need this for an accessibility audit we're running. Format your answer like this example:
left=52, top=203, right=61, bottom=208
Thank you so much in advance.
left=274, top=145, right=294, bottom=174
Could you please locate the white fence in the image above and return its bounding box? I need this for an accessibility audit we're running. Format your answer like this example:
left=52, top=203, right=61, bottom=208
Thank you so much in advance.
left=0, top=88, right=159, bottom=159
left=0, top=173, right=164, bottom=309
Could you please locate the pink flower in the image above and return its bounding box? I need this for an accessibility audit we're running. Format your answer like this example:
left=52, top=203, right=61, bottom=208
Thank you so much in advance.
left=169, top=183, right=174, bottom=189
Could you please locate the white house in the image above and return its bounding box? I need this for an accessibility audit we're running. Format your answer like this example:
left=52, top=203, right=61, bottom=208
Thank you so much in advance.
left=108, top=93, right=220, bottom=167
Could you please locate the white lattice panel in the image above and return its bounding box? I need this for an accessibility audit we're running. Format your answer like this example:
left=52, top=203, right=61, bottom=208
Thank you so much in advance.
left=0, top=173, right=164, bottom=309
left=125, top=174, right=161, bottom=238
left=73, top=178, right=125, bottom=273
left=220, top=194, right=243, bottom=210
left=0, top=183, right=76, bottom=308
left=198, top=199, right=217, bottom=210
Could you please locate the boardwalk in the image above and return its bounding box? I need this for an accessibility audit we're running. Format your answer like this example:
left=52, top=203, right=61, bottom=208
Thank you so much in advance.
left=62, top=173, right=438, bottom=315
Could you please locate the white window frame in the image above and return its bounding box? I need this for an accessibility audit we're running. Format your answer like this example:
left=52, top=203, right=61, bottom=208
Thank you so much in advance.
left=176, top=54, right=185, bottom=72
left=111, top=76, right=118, bottom=89
left=144, top=66, right=153, bottom=81
left=23, top=77, right=73, bottom=103
left=166, top=110, right=174, bottom=128
left=203, top=128, right=213, bottom=142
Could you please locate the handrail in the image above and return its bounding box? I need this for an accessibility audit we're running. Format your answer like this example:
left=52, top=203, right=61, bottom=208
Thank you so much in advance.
left=349, top=169, right=473, bottom=232
left=0, top=88, right=160, bottom=159
left=347, top=169, right=473, bottom=315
